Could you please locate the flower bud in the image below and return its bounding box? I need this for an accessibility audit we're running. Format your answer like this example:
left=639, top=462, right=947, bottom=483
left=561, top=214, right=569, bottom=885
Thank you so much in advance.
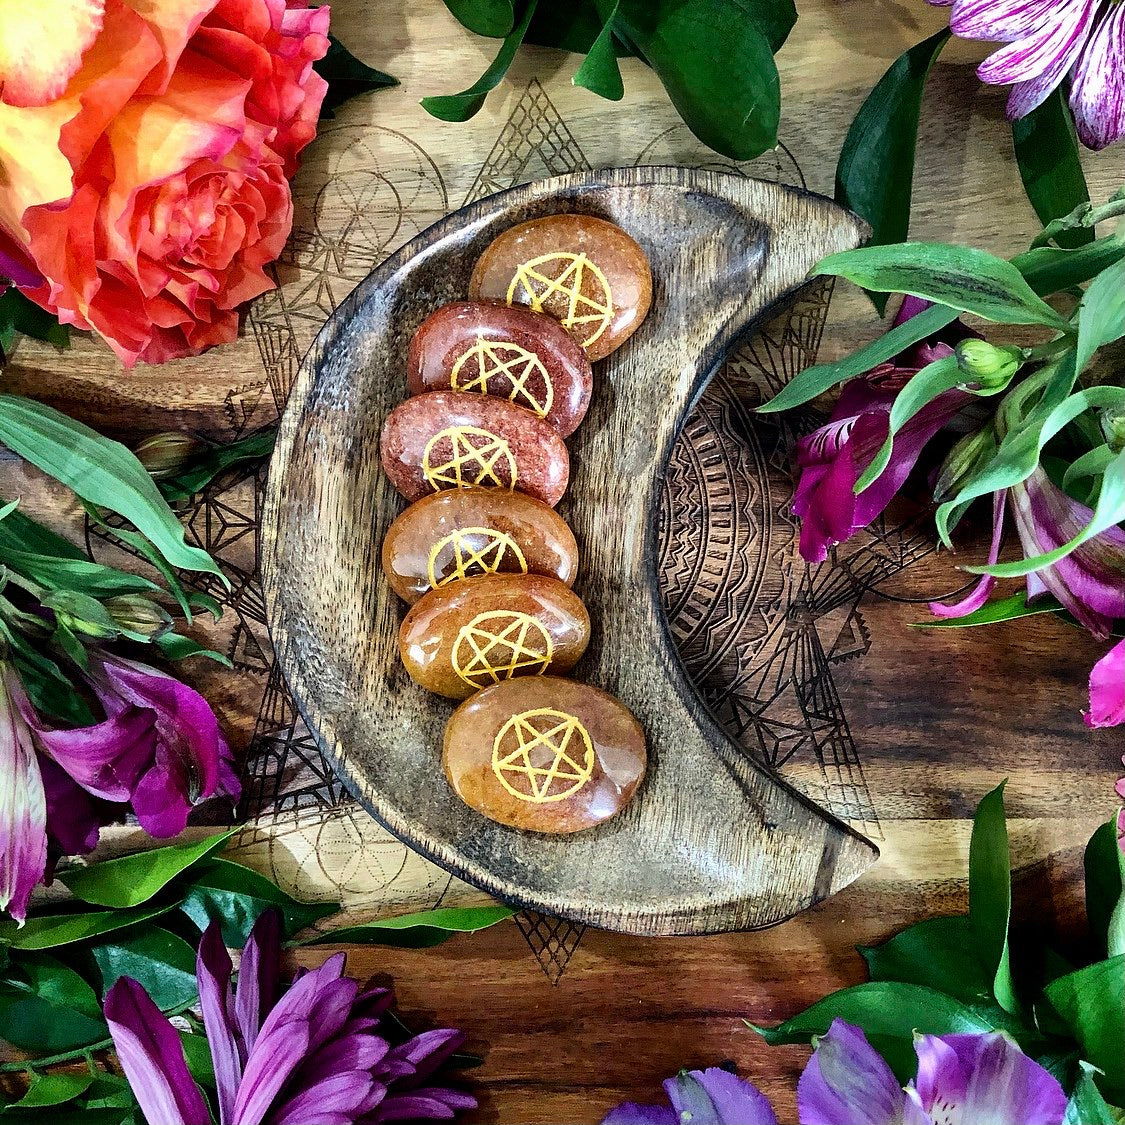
left=934, top=425, right=997, bottom=503
left=133, top=432, right=204, bottom=479
left=1100, top=407, right=1125, bottom=453
left=104, top=594, right=172, bottom=640
left=954, top=340, right=1022, bottom=391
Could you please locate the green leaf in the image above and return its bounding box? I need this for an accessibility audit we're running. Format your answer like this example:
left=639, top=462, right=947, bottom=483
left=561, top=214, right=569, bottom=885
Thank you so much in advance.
left=179, top=859, right=337, bottom=946
left=156, top=428, right=275, bottom=505
left=314, top=34, right=397, bottom=119
left=91, top=926, right=198, bottom=1012
left=750, top=981, right=1016, bottom=1082
left=913, top=592, right=1065, bottom=629
left=969, top=782, right=1019, bottom=1015
left=835, top=29, right=950, bottom=268
left=757, top=302, right=960, bottom=413
left=729, top=0, right=797, bottom=55
left=967, top=445, right=1125, bottom=578
left=811, top=243, right=1071, bottom=330
left=573, top=1, right=623, bottom=101
left=1045, top=956, right=1125, bottom=1099
left=0, top=396, right=223, bottom=583
left=79, top=1075, right=134, bottom=1111
left=526, top=0, right=629, bottom=52
left=153, top=632, right=231, bottom=665
left=0, top=289, right=69, bottom=353
left=0, top=904, right=172, bottom=950
left=859, top=915, right=995, bottom=1005
left=616, top=0, right=780, bottom=161
left=58, top=830, right=234, bottom=908
left=1076, top=256, right=1125, bottom=375
left=180, top=1031, right=215, bottom=1090
left=3, top=1072, right=94, bottom=1110
left=1064, top=1062, right=1121, bottom=1125
left=1015, top=236, right=1125, bottom=297
left=1013, top=89, right=1092, bottom=250
left=0, top=551, right=159, bottom=600
left=853, top=354, right=963, bottom=492
left=1086, top=821, right=1125, bottom=961
left=442, top=0, right=515, bottom=36
left=422, top=0, right=538, bottom=121
left=0, top=508, right=85, bottom=561
left=0, top=956, right=106, bottom=1052
left=301, top=905, right=516, bottom=948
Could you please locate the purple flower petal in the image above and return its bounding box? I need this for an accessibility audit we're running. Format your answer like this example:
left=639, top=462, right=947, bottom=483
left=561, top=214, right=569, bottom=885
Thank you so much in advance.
left=911, top=1033, right=1067, bottom=1124
left=198, top=921, right=243, bottom=1125
left=0, top=234, right=44, bottom=289
left=797, top=1020, right=908, bottom=1125
left=930, top=490, right=1006, bottom=619
left=38, top=755, right=102, bottom=857
left=601, top=1102, right=679, bottom=1125
left=381, top=1028, right=466, bottom=1085
left=237, top=908, right=282, bottom=1056
left=0, top=668, right=48, bottom=921
left=1085, top=639, right=1125, bottom=728
left=104, top=977, right=212, bottom=1125
left=232, top=1011, right=312, bottom=1125
left=975, top=0, right=1096, bottom=118
left=1070, top=2, right=1125, bottom=149
left=269, top=1070, right=381, bottom=1125
left=368, top=1092, right=475, bottom=1121
left=683, top=1068, right=778, bottom=1125
left=950, top=0, right=1059, bottom=42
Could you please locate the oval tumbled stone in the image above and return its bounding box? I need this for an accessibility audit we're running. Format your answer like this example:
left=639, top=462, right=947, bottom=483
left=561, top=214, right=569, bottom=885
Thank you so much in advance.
left=380, top=392, right=569, bottom=506
left=399, top=574, right=589, bottom=699
left=382, top=487, right=579, bottom=604
left=443, top=676, right=646, bottom=833
left=407, top=300, right=593, bottom=437
left=468, top=214, right=652, bottom=362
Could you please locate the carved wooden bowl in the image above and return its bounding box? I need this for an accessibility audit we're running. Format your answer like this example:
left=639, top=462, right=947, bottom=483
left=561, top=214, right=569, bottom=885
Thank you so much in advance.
left=262, top=167, right=878, bottom=935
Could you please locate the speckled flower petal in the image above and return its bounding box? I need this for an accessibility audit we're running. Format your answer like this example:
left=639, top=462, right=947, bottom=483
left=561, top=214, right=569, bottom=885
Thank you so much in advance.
left=950, top=0, right=1058, bottom=42
left=1070, top=2, right=1125, bottom=149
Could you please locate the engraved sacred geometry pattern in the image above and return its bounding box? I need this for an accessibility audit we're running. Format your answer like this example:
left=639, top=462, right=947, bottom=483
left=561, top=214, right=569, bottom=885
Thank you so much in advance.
left=507, top=252, right=614, bottom=349
left=452, top=610, right=554, bottom=689
left=450, top=337, right=554, bottom=418
left=422, top=426, right=517, bottom=491
left=492, top=709, right=595, bottom=803
left=427, top=526, right=528, bottom=589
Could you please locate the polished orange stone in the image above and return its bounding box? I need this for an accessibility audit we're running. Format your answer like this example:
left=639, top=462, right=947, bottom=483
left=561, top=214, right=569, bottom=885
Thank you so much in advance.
left=443, top=676, right=647, bottom=833
left=468, top=214, right=652, bottom=362
left=399, top=574, right=589, bottom=699
left=379, top=391, right=569, bottom=506
left=406, top=300, right=593, bottom=437
left=381, top=487, right=579, bottom=604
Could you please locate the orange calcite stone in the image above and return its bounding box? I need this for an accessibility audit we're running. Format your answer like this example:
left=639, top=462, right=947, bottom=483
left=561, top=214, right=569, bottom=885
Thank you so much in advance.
left=399, top=574, right=589, bottom=699
left=379, top=392, right=569, bottom=507
left=381, top=487, right=579, bottom=604
left=468, top=214, right=652, bottom=361
left=443, top=676, right=646, bottom=833
left=407, top=300, right=593, bottom=437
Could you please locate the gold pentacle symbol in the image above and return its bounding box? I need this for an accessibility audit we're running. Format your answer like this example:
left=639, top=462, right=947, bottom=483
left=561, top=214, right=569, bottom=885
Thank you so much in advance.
left=492, top=708, right=595, bottom=803
left=450, top=337, right=554, bottom=419
left=505, top=252, right=614, bottom=350
left=451, top=611, right=553, bottom=690
left=421, top=426, right=517, bottom=492
left=426, top=526, right=528, bottom=589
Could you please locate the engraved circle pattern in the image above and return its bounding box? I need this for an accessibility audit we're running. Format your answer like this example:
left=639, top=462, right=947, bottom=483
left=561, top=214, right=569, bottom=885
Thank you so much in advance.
left=451, top=610, right=554, bottom=689
left=421, top=426, right=517, bottom=491
left=427, top=526, right=529, bottom=589
left=506, top=252, right=614, bottom=348
left=492, top=708, right=595, bottom=803
left=450, top=337, right=554, bottom=418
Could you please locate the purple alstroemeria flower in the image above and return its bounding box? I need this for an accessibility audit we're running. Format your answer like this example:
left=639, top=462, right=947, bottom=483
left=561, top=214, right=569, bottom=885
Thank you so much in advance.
left=793, top=297, right=976, bottom=563
left=602, top=1021, right=1067, bottom=1125
left=929, top=0, right=1125, bottom=149
left=1115, top=752, right=1125, bottom=852
left=1087, top=638, right=1125, bottom=728
left=105, top=910, right=477, bottom=1125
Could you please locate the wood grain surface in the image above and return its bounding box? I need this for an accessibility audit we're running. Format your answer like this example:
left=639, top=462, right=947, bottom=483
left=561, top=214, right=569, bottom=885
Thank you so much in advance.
left=263, top=167, right=876, bottom=935
left=0, top=1, right=1120, bottom=1121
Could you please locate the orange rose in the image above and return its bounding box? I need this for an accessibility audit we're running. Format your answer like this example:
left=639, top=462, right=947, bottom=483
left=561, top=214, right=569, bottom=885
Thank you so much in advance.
left=0, top=0, right=329, bottom=366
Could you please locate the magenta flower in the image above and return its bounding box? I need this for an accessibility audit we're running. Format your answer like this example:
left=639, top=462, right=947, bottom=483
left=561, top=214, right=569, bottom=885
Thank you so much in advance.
left=1115, top=754, right=1124, bottom=852
left=1086, top=638, right=1125, bottom=728
left=104, top=910, right=476, bottom=1125
left=602, top=1021, right=1068, bottom=1125
left=793, top=298, right=975, bottom=563
left=930, top=0, right=1125, bottom=149
left=0, top=653, right=238, bottom=921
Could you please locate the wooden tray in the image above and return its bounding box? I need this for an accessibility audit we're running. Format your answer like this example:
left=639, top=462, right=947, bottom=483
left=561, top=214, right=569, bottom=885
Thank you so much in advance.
left=262, top=166, right=878, bottom=935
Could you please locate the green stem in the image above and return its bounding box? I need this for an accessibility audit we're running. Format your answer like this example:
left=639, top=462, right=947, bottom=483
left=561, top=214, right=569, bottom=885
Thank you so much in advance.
left=0, top=1038, right=113, bottom=1073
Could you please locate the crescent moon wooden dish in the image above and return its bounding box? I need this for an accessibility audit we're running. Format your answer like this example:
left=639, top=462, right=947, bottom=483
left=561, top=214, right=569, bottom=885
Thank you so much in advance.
left=262, top=166, right=879, bottom=936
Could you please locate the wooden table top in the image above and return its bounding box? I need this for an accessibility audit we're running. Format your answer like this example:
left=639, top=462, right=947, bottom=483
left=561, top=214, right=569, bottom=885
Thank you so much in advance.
left=2, top=3, right=1119, bottom=1121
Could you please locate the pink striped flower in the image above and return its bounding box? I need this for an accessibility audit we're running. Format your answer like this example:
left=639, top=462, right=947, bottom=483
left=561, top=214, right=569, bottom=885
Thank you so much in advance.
left=929, top=0, right=1125, bottom=149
